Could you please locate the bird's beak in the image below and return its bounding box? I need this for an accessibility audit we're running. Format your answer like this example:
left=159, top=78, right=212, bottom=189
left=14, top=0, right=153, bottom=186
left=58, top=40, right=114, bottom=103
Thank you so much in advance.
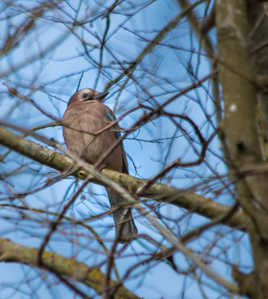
left=95, top=91, right=109, bottom=100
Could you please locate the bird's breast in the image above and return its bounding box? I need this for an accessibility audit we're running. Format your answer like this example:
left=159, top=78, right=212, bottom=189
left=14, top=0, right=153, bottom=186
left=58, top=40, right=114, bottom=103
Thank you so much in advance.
left=63, top=102, right=123, bottom=171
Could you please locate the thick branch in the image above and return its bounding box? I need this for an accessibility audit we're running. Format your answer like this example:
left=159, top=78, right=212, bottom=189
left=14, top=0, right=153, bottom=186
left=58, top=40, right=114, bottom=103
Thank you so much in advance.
left=216, top=1, right=268, bottom=297
left=216, top=0, right=268, bottom=225
left=0, top=238, right=137, bottom=299
left=0, top=127, right=250, bottom=231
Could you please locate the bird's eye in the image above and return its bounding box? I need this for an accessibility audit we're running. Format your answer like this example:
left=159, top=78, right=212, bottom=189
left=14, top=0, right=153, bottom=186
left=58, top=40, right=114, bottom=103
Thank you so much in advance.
left=81, top=93, right=89, bottom=99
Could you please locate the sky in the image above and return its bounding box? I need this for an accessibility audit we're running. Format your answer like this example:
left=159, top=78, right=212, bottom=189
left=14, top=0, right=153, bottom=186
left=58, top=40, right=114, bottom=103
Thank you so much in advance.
left=0, top=0, right=252, bottom=298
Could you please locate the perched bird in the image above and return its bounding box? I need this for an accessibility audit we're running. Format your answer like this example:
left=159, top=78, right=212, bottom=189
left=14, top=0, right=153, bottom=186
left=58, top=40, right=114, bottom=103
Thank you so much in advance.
left=63, top=88, right=137, bottom=242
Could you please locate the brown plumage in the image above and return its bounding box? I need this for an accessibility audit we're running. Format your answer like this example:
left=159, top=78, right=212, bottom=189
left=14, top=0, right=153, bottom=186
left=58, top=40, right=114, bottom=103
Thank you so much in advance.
left=63, top=88, right=137, bottom=242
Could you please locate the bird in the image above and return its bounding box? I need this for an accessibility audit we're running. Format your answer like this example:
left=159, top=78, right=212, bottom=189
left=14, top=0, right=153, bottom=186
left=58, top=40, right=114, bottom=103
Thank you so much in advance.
left=63, top=88, right=138, bottom=243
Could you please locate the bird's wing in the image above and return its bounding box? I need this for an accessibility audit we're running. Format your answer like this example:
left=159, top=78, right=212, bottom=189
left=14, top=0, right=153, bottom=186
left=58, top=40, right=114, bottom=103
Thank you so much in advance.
left=104, top=107, right=128, bottom=173
left=104, top=109, right=121, bottom=139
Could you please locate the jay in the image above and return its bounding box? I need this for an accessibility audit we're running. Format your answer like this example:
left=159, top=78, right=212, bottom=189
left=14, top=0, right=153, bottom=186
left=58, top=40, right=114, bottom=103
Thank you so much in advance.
left=63, top=88, right=137, bottom=242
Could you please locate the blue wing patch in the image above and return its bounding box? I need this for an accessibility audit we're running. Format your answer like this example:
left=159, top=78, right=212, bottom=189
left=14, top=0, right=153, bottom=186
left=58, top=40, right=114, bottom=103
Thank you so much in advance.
left=105, top=110, right=121, bottom=139
left=105, top=110, right=115, bottom=121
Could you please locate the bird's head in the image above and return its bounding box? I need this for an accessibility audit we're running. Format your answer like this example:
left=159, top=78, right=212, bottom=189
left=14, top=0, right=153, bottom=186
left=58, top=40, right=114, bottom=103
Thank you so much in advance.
left=68, top=88, right=108, bottom=107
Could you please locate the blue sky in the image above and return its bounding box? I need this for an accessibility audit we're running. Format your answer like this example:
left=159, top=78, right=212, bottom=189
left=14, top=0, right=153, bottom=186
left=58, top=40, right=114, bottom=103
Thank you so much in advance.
left=0, top=1, right=252, bottom=298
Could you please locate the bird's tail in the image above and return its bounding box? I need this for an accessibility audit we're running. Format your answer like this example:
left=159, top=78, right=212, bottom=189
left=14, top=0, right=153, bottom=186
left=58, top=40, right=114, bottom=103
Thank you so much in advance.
left=107, top=188, right=138, bottom=243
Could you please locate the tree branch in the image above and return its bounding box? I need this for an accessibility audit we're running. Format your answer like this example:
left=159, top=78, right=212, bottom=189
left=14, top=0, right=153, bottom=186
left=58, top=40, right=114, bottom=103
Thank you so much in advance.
left=0, top=238, right=138, bottom=299
left=0, top=127, right=251, bottom=232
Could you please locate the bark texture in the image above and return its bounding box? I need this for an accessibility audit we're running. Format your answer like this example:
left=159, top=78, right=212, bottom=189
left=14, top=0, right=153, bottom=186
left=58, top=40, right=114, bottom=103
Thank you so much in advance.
left=216, top=0, right=268, bottom=297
